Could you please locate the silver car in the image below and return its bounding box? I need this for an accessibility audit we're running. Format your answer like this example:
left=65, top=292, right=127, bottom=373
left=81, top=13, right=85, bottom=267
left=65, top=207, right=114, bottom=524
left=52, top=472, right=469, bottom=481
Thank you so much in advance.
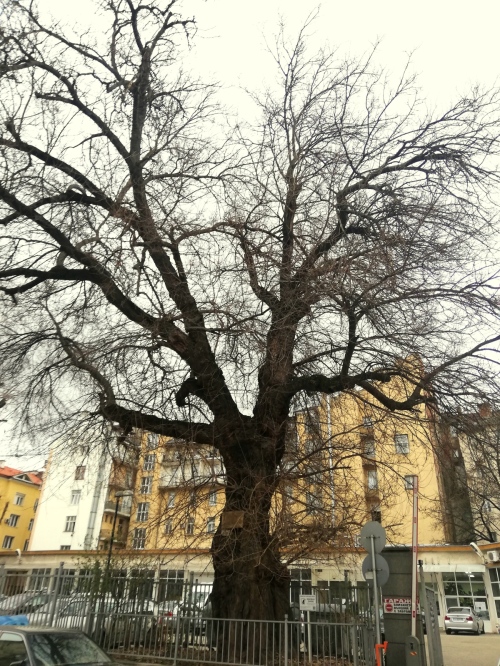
left=444, top=606, right=485, bottom=634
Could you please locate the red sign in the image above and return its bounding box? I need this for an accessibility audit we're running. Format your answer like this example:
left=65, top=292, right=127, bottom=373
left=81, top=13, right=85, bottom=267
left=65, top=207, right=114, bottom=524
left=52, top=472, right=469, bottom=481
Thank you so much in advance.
left=383, top=597, right=414, bottom=614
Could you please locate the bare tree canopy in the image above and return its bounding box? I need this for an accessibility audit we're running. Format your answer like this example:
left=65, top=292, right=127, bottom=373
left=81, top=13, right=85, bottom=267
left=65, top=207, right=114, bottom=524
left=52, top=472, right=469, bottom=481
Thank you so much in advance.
left=1, top=0, right=500, bottom=620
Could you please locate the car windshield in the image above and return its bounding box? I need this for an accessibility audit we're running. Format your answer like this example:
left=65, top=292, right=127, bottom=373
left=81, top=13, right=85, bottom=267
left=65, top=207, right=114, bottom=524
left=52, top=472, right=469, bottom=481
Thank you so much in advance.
left=28, top=633, right=111, bottom=666
left=448, top=607, right=471, bottom=613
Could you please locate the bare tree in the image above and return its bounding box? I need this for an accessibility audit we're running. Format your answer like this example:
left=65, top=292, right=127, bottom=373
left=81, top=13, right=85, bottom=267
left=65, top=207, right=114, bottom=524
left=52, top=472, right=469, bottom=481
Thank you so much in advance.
left=2, top=1, right=500, bottom=620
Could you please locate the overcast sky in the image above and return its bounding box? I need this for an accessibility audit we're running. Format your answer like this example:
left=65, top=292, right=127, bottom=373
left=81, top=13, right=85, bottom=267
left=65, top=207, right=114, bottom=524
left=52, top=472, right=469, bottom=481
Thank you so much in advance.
left=2, top=0, right=500, bottom=468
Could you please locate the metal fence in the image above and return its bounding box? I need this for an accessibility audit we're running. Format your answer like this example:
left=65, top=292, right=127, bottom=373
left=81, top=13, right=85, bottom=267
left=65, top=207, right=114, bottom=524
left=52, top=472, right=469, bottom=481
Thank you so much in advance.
left=0, top=568, right=375, bottom=666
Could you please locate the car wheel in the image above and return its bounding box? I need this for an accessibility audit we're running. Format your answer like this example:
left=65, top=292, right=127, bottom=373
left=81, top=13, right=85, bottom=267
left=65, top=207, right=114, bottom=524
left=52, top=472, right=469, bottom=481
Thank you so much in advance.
left=445, top=629, right=451, bottom=634
left=475, top=626, right=480, bottom=635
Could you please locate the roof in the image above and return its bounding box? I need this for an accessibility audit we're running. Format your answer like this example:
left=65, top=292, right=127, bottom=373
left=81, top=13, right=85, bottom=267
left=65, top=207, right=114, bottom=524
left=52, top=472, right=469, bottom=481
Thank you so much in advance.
left=0, top=465, right=42, bottom=486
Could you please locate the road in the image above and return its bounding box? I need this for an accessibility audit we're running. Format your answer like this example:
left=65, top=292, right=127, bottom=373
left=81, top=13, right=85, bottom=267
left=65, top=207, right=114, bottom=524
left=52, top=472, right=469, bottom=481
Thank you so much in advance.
left=440, top=631, right=500, bottom=666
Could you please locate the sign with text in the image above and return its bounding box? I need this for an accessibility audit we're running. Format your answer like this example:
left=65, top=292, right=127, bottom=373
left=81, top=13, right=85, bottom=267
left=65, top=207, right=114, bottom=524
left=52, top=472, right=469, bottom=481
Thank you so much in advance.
left=299, top=594, right=317, bottom=611
left=383, top=596, right=413, bottom=614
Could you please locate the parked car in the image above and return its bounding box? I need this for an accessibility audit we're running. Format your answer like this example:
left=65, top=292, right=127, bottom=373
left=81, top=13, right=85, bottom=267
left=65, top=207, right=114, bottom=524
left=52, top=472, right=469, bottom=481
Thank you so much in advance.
left=0, top=591, right=52, bottom=617
left=444, top=607, right=485, bottom=634
left=0, top=626, right=123, bottom=666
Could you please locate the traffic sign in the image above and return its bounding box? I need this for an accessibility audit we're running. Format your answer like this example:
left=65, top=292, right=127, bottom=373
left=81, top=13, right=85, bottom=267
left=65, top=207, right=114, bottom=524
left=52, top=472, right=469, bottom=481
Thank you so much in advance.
left=359, top=521, right=386, bottom=553
left=362, top=553, right=390, bottom=587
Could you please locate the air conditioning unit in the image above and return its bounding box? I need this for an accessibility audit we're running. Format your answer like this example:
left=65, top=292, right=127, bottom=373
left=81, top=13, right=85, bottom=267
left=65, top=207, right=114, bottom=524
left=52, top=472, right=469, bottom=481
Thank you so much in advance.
left=487, top=550, right=500, bottom=562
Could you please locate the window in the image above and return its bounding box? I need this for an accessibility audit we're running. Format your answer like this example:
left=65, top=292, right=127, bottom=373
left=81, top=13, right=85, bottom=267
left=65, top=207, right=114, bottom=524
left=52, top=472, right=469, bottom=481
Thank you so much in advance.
left=121, top=494, right=132, bottom=511
left=207, top=517, right=216, bottom=533
left=23, top=539, right=29, bottom=551
left=290, top=568, right=312, bottom=602
left=60, top=545, right=71, bottom=550
left=143, top=454, right=156, bottom=471
left=483, top=500, right=493, bottom=513
left=75, top=466, right=86, bottom=480
left=209, top=490, right=217, bottom=506
left=371, top=505, right=382, bottom=523
left=404, top=475, right=416, bottom=490
left=136, top=502, right=149, bottom=522
left=394, top=434, right=410, bottom=454
left=132, top=527, right=146, bottom=549
left=444, top=571, right=489, bottom=619
left=140, top=476, right=153, bottom=494
left=0, top=631, right=29, bottom=663
left=14, top=493, right=25, bottom=506
left=305, top=490, right=322, bottom=515
left=147, top=433, right=159, bottom=449
left=185, top=517, right=194, bottom=535
left=70, top=490, right=82, bottom=505
left=364, top=440, right=376, bottom=458
left=158, top=569, right=184, bottom=601
left=7, top=514, right=19, bottom=527
left=367, top=470, right=378, bottom=490
left=64, top=516, right=76, bottom=532
left=33, top=498, right=38, bottom=512
left=304, top=408, right=320, bottom=440
left=30, top=568, right=51, bottom=589
left=2, top=535, right=14, bottom=549
left=165, top=519, right=173, bottom=535
left=167, top=492, right=175, bottom=508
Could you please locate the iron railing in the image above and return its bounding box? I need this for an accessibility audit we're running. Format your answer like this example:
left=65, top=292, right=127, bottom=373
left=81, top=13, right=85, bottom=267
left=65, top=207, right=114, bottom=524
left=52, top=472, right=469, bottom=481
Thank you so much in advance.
left=0, top=568, right=375, bottom=666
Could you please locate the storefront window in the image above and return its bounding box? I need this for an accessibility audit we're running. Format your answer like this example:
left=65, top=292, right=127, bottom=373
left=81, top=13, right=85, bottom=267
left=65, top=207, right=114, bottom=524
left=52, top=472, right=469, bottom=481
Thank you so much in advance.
left=443, top=572, right=489, bottom=619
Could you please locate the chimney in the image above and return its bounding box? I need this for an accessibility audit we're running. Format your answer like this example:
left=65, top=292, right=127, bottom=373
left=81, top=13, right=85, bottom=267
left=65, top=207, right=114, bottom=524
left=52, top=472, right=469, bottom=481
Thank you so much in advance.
left=0, top=460, right=5, bottom=468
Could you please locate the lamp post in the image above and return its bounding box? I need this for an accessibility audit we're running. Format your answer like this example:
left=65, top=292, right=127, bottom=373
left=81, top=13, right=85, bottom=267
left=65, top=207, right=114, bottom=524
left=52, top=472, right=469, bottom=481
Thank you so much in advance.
left=96, top=489, right=133, bottom=642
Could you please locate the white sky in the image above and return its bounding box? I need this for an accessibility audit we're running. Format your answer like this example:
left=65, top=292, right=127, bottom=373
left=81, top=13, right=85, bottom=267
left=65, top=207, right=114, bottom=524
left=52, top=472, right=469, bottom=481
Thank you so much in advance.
left=2, top=0, right=500, bottom=467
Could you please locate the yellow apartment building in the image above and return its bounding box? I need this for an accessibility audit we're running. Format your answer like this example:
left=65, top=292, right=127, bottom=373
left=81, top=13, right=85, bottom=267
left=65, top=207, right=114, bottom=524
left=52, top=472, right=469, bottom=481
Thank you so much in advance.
left=126, top=373, right=450, bottom=554
left=127, top=433, right=224, bottom=552
left=0, top=462, right=42, bottom=553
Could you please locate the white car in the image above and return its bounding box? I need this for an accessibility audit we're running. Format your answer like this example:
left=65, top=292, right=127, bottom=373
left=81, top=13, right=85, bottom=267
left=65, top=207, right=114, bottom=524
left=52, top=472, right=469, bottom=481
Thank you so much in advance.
left=444, top=607, right=485, bottom=634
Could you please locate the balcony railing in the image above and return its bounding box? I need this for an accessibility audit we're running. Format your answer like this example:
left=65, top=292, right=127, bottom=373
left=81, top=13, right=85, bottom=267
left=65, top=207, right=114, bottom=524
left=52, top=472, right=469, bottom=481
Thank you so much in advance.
left=103, top=499, right=132, bottom=516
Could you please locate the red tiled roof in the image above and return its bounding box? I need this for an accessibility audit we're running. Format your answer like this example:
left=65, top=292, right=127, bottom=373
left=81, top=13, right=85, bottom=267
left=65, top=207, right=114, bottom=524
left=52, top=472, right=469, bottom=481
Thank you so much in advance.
left=0, top=465, right=42, bottom=485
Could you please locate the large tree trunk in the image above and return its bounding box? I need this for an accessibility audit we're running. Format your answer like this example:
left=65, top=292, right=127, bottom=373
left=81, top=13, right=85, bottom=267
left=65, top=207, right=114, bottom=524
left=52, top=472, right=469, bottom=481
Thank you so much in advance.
left=210, top=441, right=290, bottom=622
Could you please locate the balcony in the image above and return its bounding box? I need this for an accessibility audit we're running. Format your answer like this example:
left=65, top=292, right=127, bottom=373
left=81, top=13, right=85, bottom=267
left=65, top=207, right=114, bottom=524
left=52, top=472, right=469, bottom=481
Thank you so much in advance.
left=361, top=456, right=377, bottom=468
left=365, top=487, right=380, bottom=502
left=103, top=500, right=132, bottom=517
left=158, top=472, right=183, bottom=489
left=158, top=471, right=225, bottom=489
left=99, top=526, right=127, bottom=547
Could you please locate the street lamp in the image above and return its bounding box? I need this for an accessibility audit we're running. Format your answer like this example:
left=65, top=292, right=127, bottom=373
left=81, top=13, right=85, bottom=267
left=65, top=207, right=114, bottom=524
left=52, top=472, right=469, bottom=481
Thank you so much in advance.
left=95, top=489, right=134, bottom=642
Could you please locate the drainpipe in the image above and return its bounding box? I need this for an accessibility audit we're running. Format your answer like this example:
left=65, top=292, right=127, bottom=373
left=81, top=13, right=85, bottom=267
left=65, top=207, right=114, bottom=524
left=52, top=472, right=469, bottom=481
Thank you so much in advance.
left=84, top=446, right=109, bottom=549
left=326, top=396, right=335, bottom=526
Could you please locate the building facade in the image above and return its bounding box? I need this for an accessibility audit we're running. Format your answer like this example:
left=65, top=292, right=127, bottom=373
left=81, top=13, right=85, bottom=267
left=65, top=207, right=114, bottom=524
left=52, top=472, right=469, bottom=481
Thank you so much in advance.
left=11, top=374, right=499, bottom=628
left=30, top=435, right=139, bottom=552
left=0, top=462, right=42, bottom=553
